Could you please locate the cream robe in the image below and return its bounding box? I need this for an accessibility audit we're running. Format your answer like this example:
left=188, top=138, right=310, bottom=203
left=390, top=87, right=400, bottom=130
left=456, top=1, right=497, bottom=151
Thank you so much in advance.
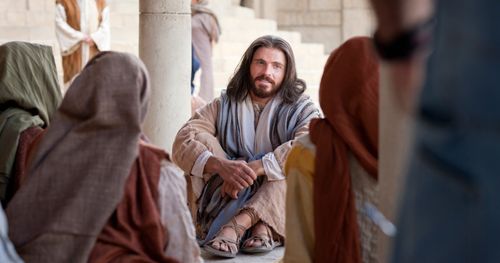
left=55, top=0, right=110, bottom=83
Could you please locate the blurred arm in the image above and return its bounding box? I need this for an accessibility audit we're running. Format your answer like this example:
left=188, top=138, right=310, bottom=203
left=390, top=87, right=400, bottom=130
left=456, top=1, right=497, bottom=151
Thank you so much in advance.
left=370, top=0, right=434, bottom=41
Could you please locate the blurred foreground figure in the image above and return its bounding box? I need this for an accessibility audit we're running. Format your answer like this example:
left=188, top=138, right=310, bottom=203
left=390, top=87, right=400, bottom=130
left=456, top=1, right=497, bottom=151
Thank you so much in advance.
left=284, top=37, right=379, bottom=263
left=370, top=0, right=500, bottom=262
left=0, top=42, right=62, bottom=205
left=7, top=52, right=201, bottom=263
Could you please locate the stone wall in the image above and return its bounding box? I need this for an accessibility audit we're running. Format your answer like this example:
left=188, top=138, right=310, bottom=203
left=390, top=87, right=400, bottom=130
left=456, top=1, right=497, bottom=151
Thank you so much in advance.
left=0, top=0, right=55, bottom=44
left=275, top=0, right=374, bottom=53
left=0, top=0, right=139, bottom=88
left=0, top=0, right=64, bottom=85
left=108, top=0, right=139, bottom=55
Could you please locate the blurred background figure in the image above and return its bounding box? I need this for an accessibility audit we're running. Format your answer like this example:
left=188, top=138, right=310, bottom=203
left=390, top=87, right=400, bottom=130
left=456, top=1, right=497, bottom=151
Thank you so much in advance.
left=191, top=45, right=201, bottom=95
left=284, top=37, right=379, bottom=263
left=55, top=0, right=110, bottom=86
left=191, top=0, right=221, bottom=102
left=191, top=44, right=206, bottom=115
left=370, top=0, right=500, bottom=262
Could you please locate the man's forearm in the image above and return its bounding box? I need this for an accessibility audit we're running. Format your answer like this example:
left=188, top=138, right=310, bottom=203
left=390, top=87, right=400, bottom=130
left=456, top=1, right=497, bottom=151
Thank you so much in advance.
left=248, top=159, right=265, bottom=177
left=204, top=156, right=221, bottom=175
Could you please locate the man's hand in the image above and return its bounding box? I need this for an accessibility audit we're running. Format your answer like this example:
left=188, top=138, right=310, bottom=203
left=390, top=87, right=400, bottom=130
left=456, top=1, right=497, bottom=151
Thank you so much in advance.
left=204, top=156, right=257, bottom=190
left=221, top=181, right=240, bottom=199
left=219, top=159, right=266, bottom=199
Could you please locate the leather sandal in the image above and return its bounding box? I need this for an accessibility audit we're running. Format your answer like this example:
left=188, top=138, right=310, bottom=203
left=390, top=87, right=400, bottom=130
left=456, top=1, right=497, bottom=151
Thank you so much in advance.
left=204, top=218, right=247, bottom=258
left=242, top=208, right=259, bottom=225
left=240, top=222, right=282, bottom=254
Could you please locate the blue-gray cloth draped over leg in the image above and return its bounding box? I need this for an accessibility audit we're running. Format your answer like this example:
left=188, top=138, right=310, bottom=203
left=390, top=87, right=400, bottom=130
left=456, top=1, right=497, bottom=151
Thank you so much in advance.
left=197, top=155, right=265, bottom=246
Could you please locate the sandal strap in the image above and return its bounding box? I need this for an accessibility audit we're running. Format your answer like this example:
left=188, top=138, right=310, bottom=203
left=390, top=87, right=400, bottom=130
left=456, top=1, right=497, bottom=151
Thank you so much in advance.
left=263, top=222, right=282, bottom=244
left=246, top=234, right=272, bottom=247
left=220, top=218, right=247, bottom=242
left=209, top=236, right=239, bottom=246
left=241, top=208, right=259, bottom=226
left=208, top=236, right=239, bottom=254
left=243, top=222, right=281, bottom=248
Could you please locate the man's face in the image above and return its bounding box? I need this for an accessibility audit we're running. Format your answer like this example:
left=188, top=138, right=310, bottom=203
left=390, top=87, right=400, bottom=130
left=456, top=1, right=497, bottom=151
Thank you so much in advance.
left=249, top=47, right=287, bottom=100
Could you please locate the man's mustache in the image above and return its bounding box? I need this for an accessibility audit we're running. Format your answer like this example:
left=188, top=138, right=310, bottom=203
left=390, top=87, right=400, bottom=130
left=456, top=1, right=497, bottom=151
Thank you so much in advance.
left=254, top=75, right=275, bottom=86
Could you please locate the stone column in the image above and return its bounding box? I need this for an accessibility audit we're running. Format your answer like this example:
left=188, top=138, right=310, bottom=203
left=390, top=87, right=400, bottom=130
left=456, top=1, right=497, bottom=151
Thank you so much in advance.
left=139, top=0, right=191, bottom=152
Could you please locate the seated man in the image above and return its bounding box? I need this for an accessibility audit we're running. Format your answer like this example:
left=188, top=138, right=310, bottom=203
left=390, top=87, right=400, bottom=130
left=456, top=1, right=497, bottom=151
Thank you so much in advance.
left=284, top=37, right=380, bottom=263
left=6, top=51, right=201, bottom=263
left=173, top=35, right=320, bottom=258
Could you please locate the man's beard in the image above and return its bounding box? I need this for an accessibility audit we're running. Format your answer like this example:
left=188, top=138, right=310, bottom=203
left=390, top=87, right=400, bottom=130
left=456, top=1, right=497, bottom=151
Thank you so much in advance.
left=251, top=75, right=279, bottom=99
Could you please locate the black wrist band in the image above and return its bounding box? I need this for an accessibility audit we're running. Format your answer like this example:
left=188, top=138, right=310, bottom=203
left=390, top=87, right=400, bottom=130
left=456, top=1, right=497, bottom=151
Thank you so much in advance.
left=373, top=18, right=434, bottom=61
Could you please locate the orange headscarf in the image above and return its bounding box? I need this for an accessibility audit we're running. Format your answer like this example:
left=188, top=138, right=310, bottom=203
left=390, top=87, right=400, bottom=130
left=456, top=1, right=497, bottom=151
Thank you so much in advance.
left=310, top=37, right=379, bottom=263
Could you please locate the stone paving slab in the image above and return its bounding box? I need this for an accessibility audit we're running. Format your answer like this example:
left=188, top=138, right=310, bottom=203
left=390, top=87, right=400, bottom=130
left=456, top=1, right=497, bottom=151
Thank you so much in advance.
left=202, top=247, right=284, bottom=263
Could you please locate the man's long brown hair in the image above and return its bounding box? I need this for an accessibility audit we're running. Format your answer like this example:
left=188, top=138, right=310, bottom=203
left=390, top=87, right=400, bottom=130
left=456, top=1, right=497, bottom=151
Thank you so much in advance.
left=226, top=35, right=306, bottom=104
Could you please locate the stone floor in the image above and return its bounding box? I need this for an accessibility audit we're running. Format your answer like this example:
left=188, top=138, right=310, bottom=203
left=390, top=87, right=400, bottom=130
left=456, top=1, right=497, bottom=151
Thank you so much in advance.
left=202, top=247, right=284, bottom=263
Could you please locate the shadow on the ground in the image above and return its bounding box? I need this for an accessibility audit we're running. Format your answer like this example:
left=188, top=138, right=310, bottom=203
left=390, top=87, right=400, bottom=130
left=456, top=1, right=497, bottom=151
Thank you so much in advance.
left=201, top=246, right=284, bottom=263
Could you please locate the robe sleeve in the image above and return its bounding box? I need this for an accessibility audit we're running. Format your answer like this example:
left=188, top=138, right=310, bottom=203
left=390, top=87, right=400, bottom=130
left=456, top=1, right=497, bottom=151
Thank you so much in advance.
left=55, top=3, right=86, bottom=55
left=90, top=6, right=111, bottom=51
left=262, top=152, right=285, bottom=181
left=172, top=98, right=221, bottom=174
left=191, top=150, right=213, bottom=178
left=158, top=160, right=203, bottom=263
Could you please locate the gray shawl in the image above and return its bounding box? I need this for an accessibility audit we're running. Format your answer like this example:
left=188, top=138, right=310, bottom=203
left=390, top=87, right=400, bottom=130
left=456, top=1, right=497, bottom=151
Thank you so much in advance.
left=217, top=92, right=319, bottom=160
